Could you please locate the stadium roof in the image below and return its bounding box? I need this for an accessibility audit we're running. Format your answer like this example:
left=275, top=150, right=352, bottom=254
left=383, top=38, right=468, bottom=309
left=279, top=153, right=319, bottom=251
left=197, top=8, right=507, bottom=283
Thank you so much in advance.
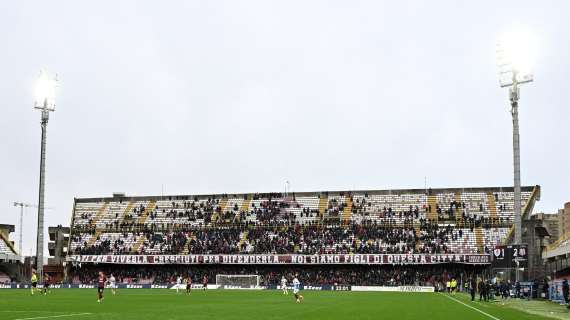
left=73, top=185, right=539, bottom=203
left=543, top=232, right=570, bottom=260
left=0, top=231, right=20, bottom=263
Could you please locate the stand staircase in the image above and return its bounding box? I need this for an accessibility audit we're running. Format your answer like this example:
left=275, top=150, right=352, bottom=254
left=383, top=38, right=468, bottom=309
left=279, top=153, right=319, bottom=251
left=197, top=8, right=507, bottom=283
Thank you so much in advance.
left=341, top=196, right=353, bottom=223
left=475, top=227, right=484, bottom=253
left=427, top=195, right=438, bottom=222
left=486, top=193, right=497, bottom=219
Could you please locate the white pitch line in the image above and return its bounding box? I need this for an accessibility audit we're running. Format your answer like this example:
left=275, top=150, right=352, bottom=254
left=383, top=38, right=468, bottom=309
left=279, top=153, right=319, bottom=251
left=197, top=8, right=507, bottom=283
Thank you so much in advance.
left=442, top=294, right=502, bottom=320
left=0, top=311, right=63, bottom=313
left=12, top=313, right=93, bottom=320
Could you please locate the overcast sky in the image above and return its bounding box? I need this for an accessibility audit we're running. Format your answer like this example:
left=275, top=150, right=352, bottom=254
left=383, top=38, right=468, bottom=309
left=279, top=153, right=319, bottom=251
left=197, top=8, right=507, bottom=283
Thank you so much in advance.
left=1, top=0, right=568, bottom=257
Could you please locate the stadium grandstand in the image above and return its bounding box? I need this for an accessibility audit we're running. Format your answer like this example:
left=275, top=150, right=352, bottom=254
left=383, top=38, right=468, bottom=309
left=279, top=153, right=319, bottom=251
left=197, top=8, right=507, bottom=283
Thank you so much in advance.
left=543, top=230, right=570, bottom=278
left=65, top=185, right=539, bottom=287
left=0, top=224, right=22, bottom=284
left=5, top=1, right=570, bottom=319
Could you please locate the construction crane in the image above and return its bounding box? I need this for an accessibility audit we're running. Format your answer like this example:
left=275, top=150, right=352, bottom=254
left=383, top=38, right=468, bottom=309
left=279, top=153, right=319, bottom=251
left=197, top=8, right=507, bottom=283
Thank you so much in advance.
left=13, top=202, right=54, bottom=256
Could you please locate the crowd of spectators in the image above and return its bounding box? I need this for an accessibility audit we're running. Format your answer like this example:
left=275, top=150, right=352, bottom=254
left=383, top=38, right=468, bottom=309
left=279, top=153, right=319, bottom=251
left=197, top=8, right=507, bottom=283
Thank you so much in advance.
left=69, top=264, right=482, bottom=288
left=71, top=221, right=505, bottom=256
left=78, top=193, right=515, bottom=231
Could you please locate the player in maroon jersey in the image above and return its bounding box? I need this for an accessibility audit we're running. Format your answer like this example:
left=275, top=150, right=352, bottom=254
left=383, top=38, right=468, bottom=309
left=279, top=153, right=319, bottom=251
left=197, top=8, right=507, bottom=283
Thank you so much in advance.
left=42, top=274, right=51, bottom=295
left=97, top=272, right=106, bottom=303
left=186, top=276, right=192, bottom=294
left=202, top=275, right=208, bottom=291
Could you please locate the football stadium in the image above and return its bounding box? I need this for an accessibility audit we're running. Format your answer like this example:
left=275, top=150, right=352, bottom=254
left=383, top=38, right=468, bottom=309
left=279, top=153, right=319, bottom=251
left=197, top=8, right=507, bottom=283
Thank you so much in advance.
left=2, top=1, right=570, bottom=320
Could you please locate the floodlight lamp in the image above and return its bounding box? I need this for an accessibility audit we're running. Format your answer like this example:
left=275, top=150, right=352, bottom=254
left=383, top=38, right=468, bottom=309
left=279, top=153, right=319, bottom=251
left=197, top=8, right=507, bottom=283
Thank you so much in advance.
left=497, top=27, right=536, bottom=87
left=34, top=70, right=57, bottom=110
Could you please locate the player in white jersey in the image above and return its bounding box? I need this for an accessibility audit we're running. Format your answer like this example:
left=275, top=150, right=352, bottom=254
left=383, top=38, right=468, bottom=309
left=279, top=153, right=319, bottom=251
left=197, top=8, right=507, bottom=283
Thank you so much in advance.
left=108, top=274, right=117, bottom=295
left=176, top=276, right=183, bottom=293
left=281, top=276, right=288, bottom=295
left=292, top=276, right=303, bottom=303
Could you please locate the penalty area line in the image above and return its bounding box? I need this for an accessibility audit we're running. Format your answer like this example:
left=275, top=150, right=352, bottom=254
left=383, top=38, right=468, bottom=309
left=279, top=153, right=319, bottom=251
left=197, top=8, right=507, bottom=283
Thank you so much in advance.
left=442, top=294, right=501, bottom=320
left=12, top=313, right=93, bottom=320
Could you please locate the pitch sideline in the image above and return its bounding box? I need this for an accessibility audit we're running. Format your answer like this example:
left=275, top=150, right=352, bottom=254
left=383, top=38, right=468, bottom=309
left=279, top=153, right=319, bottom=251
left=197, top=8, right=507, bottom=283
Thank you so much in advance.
left=441, top=294, right=502, bottom=320
left=12, top=313, right=93, bottom=320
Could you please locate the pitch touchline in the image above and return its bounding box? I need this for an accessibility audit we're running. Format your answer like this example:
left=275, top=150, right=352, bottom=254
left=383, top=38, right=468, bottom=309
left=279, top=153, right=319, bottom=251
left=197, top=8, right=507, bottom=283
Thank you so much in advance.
left=13, top=313, right=93, bottom=320
left=0, top=311, right=67, bottom=313
left=442, top=294, right=501, bottom=320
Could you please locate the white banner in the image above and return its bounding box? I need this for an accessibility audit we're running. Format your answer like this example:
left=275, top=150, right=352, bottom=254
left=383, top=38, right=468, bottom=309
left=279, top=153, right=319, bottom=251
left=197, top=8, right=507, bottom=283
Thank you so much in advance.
left=68, top=253, right=490, bottom=265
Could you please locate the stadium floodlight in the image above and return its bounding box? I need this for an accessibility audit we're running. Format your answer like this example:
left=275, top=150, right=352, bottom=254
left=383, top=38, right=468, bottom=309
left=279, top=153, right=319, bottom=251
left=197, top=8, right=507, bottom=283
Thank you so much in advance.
left=33, top=70, right=58, bottom=282
left=12, top=202, right=54, bottom=259
left=35, top=70, right=57, bottom=111
left=497, top=28, right=536, bottom=87
left=13, top=202, right=31, bottom=257
left=496, top=28, right=535, bottom=246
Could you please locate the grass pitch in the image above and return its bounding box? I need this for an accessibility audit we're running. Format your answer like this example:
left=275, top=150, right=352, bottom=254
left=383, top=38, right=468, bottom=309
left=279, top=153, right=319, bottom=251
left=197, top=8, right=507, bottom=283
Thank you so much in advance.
left=0, top=289, right=565, bottom=320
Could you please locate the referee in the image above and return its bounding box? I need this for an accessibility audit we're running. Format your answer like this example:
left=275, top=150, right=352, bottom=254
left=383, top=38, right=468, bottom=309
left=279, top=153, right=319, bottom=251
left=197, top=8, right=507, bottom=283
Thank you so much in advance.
left=30, top=271, right=38, bottom=295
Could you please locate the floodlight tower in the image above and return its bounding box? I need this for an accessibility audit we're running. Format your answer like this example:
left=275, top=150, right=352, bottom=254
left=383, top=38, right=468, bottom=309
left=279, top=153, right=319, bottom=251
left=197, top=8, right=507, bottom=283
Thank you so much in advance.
left=496, top=30, right=535, bottom=246
left=12, top=202, right=54, bottom=258
left=33, top=70, right=58, bottom=282
left=13, top=202, right=32, bottom=256
left=13, top=202, right=27, bottom=256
